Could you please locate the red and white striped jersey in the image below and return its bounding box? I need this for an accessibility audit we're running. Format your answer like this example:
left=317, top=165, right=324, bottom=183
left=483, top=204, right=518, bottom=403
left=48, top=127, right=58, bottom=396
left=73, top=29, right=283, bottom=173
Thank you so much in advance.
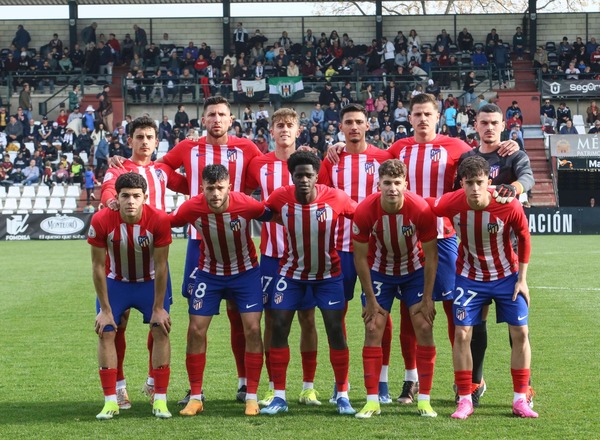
left=265, top=184, right=357, bottom=280
left=169, top=192, right=265, bottom=276
left=388, top=134, right=471, bottom=238
left=246, top=152, right=291, bottom=258
left=87, top=205, right=172, bottom=282
left=318, top=145, right=393, bottom=252
left=352, top=191, right=438, bottom=276
left=101, top=159, right=188, bottom=210
left=162, top=136, right=262, bottom=239
left=430, top=189, right=531, bottom=281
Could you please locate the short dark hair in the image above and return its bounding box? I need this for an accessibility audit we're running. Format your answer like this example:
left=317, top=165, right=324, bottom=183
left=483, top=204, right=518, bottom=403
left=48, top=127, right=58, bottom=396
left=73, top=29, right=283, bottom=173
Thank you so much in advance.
left=409, top=93, right=438, bottom=111
left=115, top=172, right=147, bottom=194
left=202, top=164, right=229, bottom=183
left=378, top=159, right=407, bottom=179
left=287, top=150, right=321, bottom=174
left=340, top=103, right=368, bottom=120
left=458, top=156, right=490, bottom=180
left=128, top=115, right=158, bottom=138
left=203, top=96, right=231, bottom=115
left=477, top=103, right=503, bottom=117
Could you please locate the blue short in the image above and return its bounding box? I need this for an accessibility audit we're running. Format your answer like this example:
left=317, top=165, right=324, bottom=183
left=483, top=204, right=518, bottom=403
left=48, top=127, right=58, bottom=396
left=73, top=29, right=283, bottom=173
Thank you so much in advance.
left=270, top=275, right=345, bottom=311
left=453, top=273, right=529, bottom=327
left=182, top=238, right=201, bottom=298
left=260, top=255, right=316, bottom=310
left=339, top=250, right=357, bottom=301
left=97, top=278, right=172, bottom=332
left=189, top=266, right=263, bottom=316
left=360, top=269, right=425, bottom=311
left=433, top=236, right=458, bottom=301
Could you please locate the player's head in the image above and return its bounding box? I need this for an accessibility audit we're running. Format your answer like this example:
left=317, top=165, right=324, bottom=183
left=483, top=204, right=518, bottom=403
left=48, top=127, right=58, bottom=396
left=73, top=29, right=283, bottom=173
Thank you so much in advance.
left=475, top=104, right=505, bottom=146
left=288, top=151, right=320, bottom=200
left=202, top=164, right=231, bottom=212
left=202, top=96, right=232, bottom=140
left=458, top=156, right=492, bottom=208
left=115, top=172, right=148, bottom=221
left=128, top=116, right=159, bottom=158
left=271, top=108, right=300, bottom=148
left=339, top=104, right=369, bottom=145
left=378, top=159, right=408, bottom=204
left=408, top=93, right=440, bottom=141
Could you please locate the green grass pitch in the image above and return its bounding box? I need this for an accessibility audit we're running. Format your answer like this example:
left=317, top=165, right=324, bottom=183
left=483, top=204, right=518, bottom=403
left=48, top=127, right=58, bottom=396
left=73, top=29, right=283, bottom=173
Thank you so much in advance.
left=1, top=236, right=598, bottom=439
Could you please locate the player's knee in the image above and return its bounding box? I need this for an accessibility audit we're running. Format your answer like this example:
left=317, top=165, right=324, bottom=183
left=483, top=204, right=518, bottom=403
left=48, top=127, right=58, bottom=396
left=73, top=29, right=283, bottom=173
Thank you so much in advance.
left=454, top=326, right=471, bottom=345
left=298, top=310, right=316, bottom=333
left=509, top=326, right=528, bottom=345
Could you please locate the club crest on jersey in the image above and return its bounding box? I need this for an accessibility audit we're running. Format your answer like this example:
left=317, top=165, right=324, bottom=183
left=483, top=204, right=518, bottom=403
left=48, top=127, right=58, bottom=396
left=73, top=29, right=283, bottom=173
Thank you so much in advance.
left=155, top=168, right=165, bottom=181
left=227, top=149, right=238, bottom=162
left=489, top=164, right=500, bottom=179
left=102, top=172, right=113, bottom=183
left=430, top=148, right=441, bottom=162
left=487, top=223, right=499, bottom=234
left=138, top=235, right=150, bottom=247
left=230, top=218, right=242, bottom=231
left=364, top=162, right=375, bottom=175
left=316, top=207, right=327, bottom=222
left=192, top=298, right=203, bottom=310
left=274, top=292, right=284, bottom=304
left=402, top=225, right=415, bottom=237
left=456, top=307, right=466, bottom=321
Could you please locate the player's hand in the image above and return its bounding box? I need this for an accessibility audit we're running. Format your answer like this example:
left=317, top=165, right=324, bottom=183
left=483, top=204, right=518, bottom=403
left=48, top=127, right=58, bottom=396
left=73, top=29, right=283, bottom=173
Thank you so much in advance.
left=108, top=155, right=126, bottom=168
left=362, top=299, right=387, bottom=332
left=497, top=139, right=519, bottom=156
left=513, top=279, right=530, bottom=306
left=150, top=308, right=172, bottom=336
left=95, top=309, right=117, bottom=338
left=296, top=145, right=313, bottom=153
left=412, top=297, right=436, bottom=326
left=325, top=142, right=346, bottom=164
left=106, top=198, right=119, bottom=211
left=491, top=184, right=516, bottom=204
left=186, top=131, right=200, bottom=141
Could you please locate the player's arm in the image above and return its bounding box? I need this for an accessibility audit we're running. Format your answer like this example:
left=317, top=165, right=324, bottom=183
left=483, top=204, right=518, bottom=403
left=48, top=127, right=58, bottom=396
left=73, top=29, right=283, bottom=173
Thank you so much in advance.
left=510, top=152, right=535, bottom=195
left=150, top=245, right=171, bottom=336
left=166, top=168, right=189, bottom=195
left=325, top=142, right=346, bottom=164
left=91, top=245, right=117, bottom=338
left=496, top=139, right=520, bottom=157
left=512, top=203, right=532, bottom=305
left=353, top=239, right=386, bottom=331
left=411, top=239, right=438, bottom=326
left=513, top=262, right=530, bottom=305
left=100, top=169, right=121, bottom=210
left=168, top=203, right=190, bottom=228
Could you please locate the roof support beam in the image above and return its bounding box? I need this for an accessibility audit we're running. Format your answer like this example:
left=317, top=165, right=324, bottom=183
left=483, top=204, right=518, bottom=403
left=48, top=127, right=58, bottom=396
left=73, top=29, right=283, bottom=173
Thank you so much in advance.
left=375, top=0, right=382, bottom=42
left=223, top=0, right=231, bottom=57
left=68, top=0, right=77, bottom=51
left=528, top=0, right=537, bottom=54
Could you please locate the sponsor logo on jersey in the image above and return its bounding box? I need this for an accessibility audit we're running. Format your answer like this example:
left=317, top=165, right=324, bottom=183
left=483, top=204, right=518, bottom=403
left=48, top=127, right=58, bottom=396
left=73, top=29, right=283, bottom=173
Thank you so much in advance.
left=88, top=225, right=96, bottom=238
left=352, top=223, right=360, bottom=235
left=402, top=225, right=415, bottom=237
left=487, top=223, right=499, bottom=234
left=316, top=207, right=327, bottom=222
left=489, top=164, right=500, bottom=179
left=364, top=162, right=375, bottom=175
left=103, top=172, right=113, bottom=183
left=192, top=298, right=203, bottom=310
left=430, top=148, right=441, bottom=162
left=227, top=148, right=238, bottom=162
left=230, top=218, right=242, bottom=231
left=456, top=307, right=466, bottom=321
left=274, top=292, right=283, bottom=304
left=138, top=235, right=150, bottom=247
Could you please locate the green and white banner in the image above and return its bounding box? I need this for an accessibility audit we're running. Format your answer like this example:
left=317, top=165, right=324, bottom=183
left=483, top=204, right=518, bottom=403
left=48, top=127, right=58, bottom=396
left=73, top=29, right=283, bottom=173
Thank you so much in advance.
left=268, top=76, right=305, bottom=101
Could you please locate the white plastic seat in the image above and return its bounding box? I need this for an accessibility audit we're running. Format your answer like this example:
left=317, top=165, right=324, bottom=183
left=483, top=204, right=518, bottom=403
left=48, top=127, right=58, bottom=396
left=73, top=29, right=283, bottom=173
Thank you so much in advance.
left=158, top=141, right=170, bottom=153
left=21, top=186, right=36, bottom=198
left=3, top=198, right=18, bottom=211
left=24, top=142, right=35, bottom=155
left=7, top=186, right=20, bottom=198
left=572, top=114, right=585, bottom=126
left=17, top=197, right=33, bottom=213
left=66, top=185, right=81, bottom=198
left=33, top=197, right=48, bottom=213
left=165, top=188, right=176, bottom=197
left=0, top=187, right=6, bottom=198
left=164, top=195, right=175, bottom=212
left=176, top=194, right=186, bottom=208
left=79, top=152, right=89, bottom=163
left=0, top=198, right=3, bottom=209
left=51, top=185, right=66, bottom=197
left=47, top=198, right=63, bottom=211
left=62, top=197, right=78, bottom=211
left=37, top=186, right=51, bottom=197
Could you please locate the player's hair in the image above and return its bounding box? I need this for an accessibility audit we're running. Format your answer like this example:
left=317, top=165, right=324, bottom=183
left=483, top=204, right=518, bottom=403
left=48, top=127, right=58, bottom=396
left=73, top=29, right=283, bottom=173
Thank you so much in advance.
left=128, top=115, right=158, bottom=138
left=458, top=155, right=490, bottom=180
left=340, top=103, right=368, bottom=120
left=272, top=108, right=298, bottom=125
left=203, top=96, right=231, bottom=115
left=287, top=150, right=321, bottom=174
left=202, top=164, right=230, bottom=183
left=116, top=172, right=148, bottom=194
left=379, top=159, right=407, bottom=179
left=409, top=93, right=438, bottom=111
left=477, top=103, right=503, bottom=117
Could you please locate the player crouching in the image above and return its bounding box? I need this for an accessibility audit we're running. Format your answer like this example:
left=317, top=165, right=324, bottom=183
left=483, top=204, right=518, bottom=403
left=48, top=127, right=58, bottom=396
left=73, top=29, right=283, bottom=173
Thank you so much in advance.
left=89, top=172, right=173, bottom=420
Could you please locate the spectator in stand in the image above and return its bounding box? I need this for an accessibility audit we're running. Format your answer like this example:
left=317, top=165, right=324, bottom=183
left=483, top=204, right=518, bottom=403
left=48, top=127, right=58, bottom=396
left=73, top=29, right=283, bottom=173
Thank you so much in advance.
left=557, top=102, right=572, bottom=127
left=458, top=28, right=474, bottom=52
left=95, top=132, right=110, bottom=179
left=586, top=101, right=600, bottom=124
left=83, top=165, right=98, bottom=200
left=310, top=103, right=325, bottom=130
left=540, top=98, right=557, bottom=127
left=76, top=126, right=93, bottom=156
left=233, top=22, right=249, bottom=57
left=380, top=124, right=395, bottom=148
left=588, top=120, right=600, bottom=134
left=472, top=46, right=488, bottom=69
left=494, top=40, right=510, bottom=88
left=130, top=52, right=144, bottom=73
left=324, top=101, right=340, bottom=129
left=407, top=29, right=421, bottom=50
left=13, top=24, right=31, bottom=50
left=254, top=134, right=269, bottom=154
left=19, top=83, right=33, bottom=122
left=174, top=104, right=189, bottom=135
left=67, top=105, right=83, bottom=125
left=512, top=27, right=526, bottom=60
left=133, top=24, right=148, bottom=58
left=81, top=22, right=97, bottom=45
left=444, top=103, right=458, bottom=137
left=22, top=159, right=40, bottom=185
left=558, top=37, right=573, bottom=66
left=6, top=115, right=23, bottom=147
left=560, top=119, right=578, bottom=134
left=319, top=82, right=340, bottom=106
left=486, top=28, right=500, bottom=45
left=158, top=115, right=172, bottom=144
left=506, top=101, right=524, bottom=125
left=565, top=62, right=580, bottom=79
left=463, top=70, right=477, bottom=105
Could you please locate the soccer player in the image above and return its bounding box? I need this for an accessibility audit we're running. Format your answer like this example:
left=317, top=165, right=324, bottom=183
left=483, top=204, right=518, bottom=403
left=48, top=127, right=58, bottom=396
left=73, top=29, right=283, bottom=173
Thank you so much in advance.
left=169, top=164, right=268, bottom=417
left=352, top=159, right=439, bottom=419
left=318, top=103, right=394, bottom=403
left=246, top=108, right=321, bottom=407
left=100, top=116, right=188, bottom=408
left=89, top=172, right=173, bottom=420
left=261, top=151, right=358, bottom=416
left=454, top=104, right=535, bottom=406
left=429, top=155, right=538, bottom=419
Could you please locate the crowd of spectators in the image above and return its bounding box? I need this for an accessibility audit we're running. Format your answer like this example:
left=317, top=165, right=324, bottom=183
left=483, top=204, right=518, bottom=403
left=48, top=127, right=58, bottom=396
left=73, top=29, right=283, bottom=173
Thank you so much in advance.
left=534, top=35, right=600, bottom=80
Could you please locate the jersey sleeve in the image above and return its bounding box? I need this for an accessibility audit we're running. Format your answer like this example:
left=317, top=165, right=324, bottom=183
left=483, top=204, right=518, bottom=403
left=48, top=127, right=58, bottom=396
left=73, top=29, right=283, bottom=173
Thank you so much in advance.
left=244, top=157, right=261, bottom=193
left=240, top=193, right=266, bottom=219
left=264, top=187, right=286, bottom=213
left=100, top=167, right=125, bottom=206
left=161, top=139, right=190, bottom=170
left=510, top=151, right=535, bottom=193
left=508, top=200, right=531, bottom=264
left=152, top=209, right=173, bottom=247
left=412, top=195, right=438, bottom=243
left=317, top=158, right=333, bottom=186
left=428, top=191, right=456, bottom=218
left=168, top=197, right=198, bottom=227
left=339, top=190, right=357, bottom=219
left=351, top=198, right=375, bottom=243
left=164, top=167, right=189, bottom=195
left=87, top=210, right=107, bottom=247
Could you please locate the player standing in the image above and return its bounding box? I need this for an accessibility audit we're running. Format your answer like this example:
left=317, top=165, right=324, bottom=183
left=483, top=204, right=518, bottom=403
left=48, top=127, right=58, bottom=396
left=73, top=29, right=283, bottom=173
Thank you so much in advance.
left=246, top=108, right=321, bottom=407
left=261, top=151, right=358, bottom=416
left=429, top=156, right=538, bottom=419
left=170, top=164, right=269, bottom=417
left=89, top=173, right=173, bottom=420
left=352, top=160, right=439, bottom=418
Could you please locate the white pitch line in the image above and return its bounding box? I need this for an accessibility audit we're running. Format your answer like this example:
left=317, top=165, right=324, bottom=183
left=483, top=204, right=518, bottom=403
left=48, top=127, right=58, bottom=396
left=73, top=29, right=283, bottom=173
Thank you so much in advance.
left=532, top=286, right=600, bottom=292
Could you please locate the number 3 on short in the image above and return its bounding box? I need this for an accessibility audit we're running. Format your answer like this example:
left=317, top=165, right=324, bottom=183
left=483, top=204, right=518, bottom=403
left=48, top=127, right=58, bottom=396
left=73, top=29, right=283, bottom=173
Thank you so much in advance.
left=194, top=282, right=207, bottom=298
left=275, top=277, right=287, bottom=292
left=453, top=287, right=477, bottom=306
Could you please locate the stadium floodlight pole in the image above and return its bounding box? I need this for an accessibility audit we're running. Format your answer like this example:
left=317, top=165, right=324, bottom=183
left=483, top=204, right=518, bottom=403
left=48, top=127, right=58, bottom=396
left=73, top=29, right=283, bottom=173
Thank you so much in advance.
left=375, top=0, right=383, bottom=42
left=223, top=0, right=231, bottom=56
left=68, top=0, right=78, bottom=51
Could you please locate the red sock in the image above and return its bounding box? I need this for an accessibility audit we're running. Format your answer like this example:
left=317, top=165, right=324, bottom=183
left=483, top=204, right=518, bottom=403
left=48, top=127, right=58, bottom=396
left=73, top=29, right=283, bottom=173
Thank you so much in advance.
left=99, top=368, right=117, bottom=396
left=115, top=328, right=126, bottom=382
left=153, top=365, right=170, bottom=394
left=264, top=350, right=272, bottom=382
left=244, top=351, right=263, bottom=395
left=400, top=302, right=417, bottom=370
left=301, top=350, right=317, bottom=383
left=186, top=353, right=206, bottom=396
left=443, top=301, right=455, bottom=347
left=147, top=330, right=154, bottom=379
left=511, top=368, right=530, bottom=394
left=330, top=347, right=349, bottom=392
left=455, top=370, right=472, bottom=396
left=362, top=346, right=382, bottom=395
left=416, top=345, right=436, bottom=395
left=269, top=347, right=290, bottom=391
left=382, top=315, right=392, bottom=366
left=227, top=308, right=246, bottom=378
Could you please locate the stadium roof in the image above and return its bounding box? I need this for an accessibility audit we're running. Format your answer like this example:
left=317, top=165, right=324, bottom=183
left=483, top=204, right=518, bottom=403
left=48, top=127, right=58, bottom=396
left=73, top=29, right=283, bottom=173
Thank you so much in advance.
left=0, top=0, right=339, bottom=4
